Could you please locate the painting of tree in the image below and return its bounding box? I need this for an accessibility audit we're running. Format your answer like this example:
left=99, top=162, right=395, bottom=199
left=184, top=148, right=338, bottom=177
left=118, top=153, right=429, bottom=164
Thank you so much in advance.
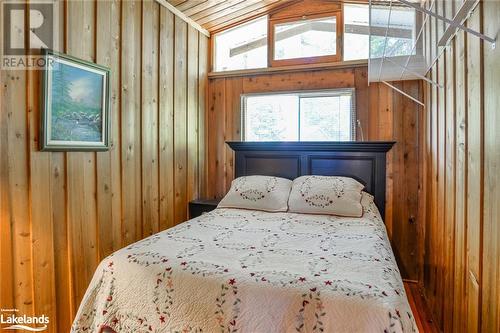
left=49, top=60, right=104, bottom=142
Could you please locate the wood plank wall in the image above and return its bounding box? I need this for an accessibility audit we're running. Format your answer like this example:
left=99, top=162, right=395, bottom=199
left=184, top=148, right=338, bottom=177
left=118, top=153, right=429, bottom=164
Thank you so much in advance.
left=422, top=0, right=499, bottom=331
left=205, top=67, right=425, bottom=281
left=0, top=1, right=208, bottom=332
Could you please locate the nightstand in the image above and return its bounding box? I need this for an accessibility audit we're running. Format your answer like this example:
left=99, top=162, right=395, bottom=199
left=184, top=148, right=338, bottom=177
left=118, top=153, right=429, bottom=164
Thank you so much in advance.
left=189, top=198, right=221, bottom=219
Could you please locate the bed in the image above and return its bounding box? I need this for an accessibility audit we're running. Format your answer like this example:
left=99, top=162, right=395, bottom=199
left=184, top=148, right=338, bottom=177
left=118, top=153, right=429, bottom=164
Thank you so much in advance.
left=71, top=141, right=418, bottom=333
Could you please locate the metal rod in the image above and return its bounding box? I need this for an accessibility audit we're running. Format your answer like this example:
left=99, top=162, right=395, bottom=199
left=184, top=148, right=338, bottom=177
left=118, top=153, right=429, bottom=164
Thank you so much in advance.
left=399, top=0, right=435, bottom=80
left=438, top=0, right=478, bottom=46
left=426, top=41, right=447, bottom=73
left=377, top=0, right=393, bottom=83
left=382, top=81, right=425, bottom=107
left=397, top=0, right=496, bottom=43
left=368, top=0, right=372, bottom=86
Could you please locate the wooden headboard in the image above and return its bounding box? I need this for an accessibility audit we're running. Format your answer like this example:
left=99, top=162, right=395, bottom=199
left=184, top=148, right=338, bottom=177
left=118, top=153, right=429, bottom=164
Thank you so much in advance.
left=226, top=141, right=395, bottom=218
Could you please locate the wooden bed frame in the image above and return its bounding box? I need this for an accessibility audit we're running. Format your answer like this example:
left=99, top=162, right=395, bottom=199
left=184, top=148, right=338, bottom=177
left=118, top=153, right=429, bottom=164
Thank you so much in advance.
left=226, top=141, right=395, bottom=218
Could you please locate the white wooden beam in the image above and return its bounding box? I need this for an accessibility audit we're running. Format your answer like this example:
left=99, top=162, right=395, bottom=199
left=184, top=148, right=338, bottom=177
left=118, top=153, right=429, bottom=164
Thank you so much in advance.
left=155, top=0, right=210, bottom=37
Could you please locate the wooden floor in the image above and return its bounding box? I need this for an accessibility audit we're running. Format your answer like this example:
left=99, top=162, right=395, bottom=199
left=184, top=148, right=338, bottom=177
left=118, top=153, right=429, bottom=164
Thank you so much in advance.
left=404, top=281, right=440, bottom=333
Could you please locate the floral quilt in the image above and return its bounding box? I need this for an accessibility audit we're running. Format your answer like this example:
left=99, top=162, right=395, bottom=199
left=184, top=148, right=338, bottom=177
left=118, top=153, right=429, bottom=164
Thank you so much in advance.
left=71, top=193, right=417, bottom=333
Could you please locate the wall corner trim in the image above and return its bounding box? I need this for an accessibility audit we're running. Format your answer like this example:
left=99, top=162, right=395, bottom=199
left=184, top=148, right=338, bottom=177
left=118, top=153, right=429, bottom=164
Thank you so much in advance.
left=155, top=0, right=210, bottom=37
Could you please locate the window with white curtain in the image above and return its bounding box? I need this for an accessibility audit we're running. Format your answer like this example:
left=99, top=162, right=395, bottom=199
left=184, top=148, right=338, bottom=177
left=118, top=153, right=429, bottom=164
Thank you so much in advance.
left=242, top=89, right=356, bottom=142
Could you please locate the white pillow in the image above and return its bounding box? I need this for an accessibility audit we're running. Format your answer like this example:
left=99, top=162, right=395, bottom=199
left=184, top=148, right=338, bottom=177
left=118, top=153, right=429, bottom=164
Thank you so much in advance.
left=218, top=176, right=292, bottom=212
left=360, top=191, right=382, bottom=220
left=288, top=175, right=364, bottom=217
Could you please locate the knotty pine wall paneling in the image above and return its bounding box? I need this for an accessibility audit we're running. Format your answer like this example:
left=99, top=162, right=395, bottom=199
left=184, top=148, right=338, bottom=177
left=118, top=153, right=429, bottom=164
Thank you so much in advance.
left=159, top=6, right=175, bottom=232
left=0, top=1, right=208, bottom=332
left=173, top=16, right=188, bottom=224
left=142, top=0, right=160, bottom=238
left=422, top=0, right=499, bottom=331
left=205, top=66, right=424, bottom=281
left=481, top=0, right=499, bottom=331
left=66, top=0, right=99, bottom=313
left=442, top=1, right=456, bottom=332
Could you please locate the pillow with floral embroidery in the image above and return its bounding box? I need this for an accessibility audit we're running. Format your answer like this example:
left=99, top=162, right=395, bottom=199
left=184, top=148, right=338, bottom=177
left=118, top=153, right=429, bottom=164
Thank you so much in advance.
left=288, top=175, right=364, bottom=217
left=218, top=176, right=292, bottom=212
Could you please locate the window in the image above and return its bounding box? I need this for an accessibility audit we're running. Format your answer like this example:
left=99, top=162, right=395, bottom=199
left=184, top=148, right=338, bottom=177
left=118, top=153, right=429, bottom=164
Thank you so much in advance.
left=343, top=4, right=370, bottom=61
left=343, top=4, right=416, bottom=60
left=212, top=2, right=417, bottom=71
left=242, top=89, right=355, bottom=142
left=273, top=16, right=338, bottom=60
left=270, top=12, right=342, bottom=66
left=369, top=4, right=416, bottom=58
left=213, top=16, right=268, bottom=72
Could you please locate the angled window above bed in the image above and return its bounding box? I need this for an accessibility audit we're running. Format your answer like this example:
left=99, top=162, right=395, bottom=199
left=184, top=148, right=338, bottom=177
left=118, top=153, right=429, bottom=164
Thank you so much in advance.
left=241, top=89, right=356, bottom=142
left=270, top=12, right=342, bottom=66
left=213, top=16, right=268, bottom=72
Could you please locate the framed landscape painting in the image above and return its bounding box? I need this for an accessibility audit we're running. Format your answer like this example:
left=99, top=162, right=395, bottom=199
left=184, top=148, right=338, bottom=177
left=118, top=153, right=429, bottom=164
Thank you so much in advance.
left=40, top=49, right=110, bottom=151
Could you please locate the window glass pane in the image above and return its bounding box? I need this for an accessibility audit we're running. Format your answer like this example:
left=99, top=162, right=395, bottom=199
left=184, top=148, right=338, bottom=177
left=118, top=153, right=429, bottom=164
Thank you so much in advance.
left=243, top=90, right=354, bottom=142
left=344, top=4, right=416, bottom=60
left=371, top=5, right=415, bottom=57
left=343, top=4, right=370, bottom=60
left=300, top=95, right=353, bottom=141
left=244, top=95, right=299, bottom=141
left=214, top=16, right=267, bottom=72
left=274, top=16, right=336, bottom=60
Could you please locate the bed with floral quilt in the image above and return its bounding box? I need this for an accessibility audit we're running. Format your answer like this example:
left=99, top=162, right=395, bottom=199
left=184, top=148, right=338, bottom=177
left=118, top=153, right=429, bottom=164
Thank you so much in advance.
left=71, top=192, right=417, bottom=333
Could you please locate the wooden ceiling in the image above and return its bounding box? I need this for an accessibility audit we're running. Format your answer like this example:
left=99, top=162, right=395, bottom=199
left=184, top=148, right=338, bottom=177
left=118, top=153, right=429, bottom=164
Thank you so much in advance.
left=166, top=0, right=299, bottom=33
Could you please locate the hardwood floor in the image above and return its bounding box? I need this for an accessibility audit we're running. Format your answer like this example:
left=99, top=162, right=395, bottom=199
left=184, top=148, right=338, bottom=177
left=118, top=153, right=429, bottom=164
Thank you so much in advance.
left=404, top=281, right=440, bottom=333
